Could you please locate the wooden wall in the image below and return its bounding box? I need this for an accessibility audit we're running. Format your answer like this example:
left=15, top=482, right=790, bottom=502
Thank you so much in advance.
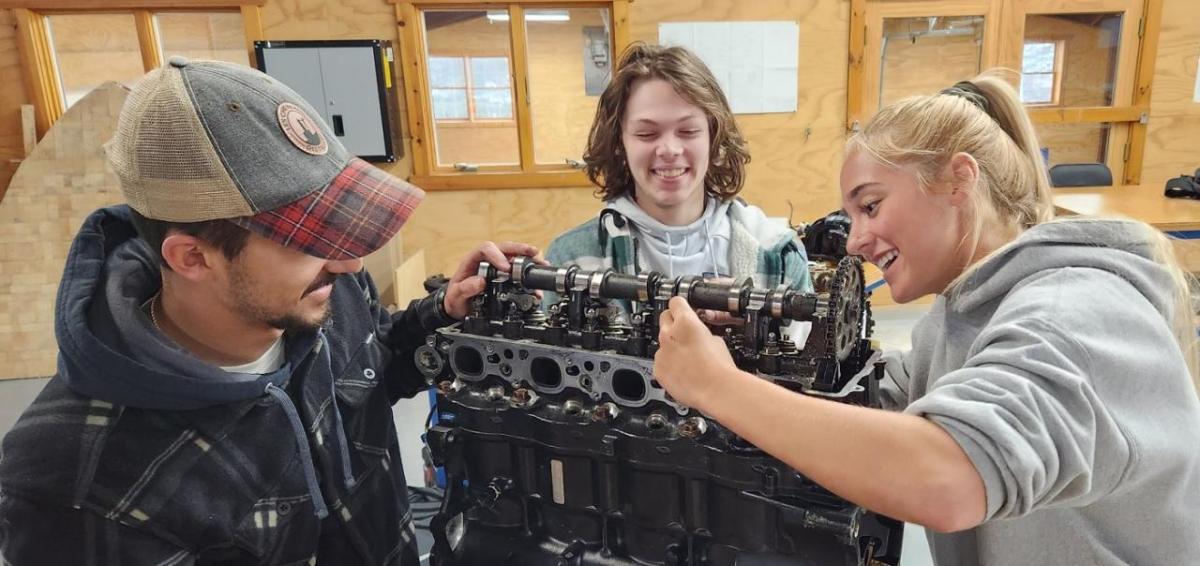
left=1141, top=0, right=1200, bottom=185
left=0, top=0, right=1197, bottom=305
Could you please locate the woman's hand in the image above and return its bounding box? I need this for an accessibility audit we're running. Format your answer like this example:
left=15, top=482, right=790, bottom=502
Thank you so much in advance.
left=654, top=296, right=743, bottom=409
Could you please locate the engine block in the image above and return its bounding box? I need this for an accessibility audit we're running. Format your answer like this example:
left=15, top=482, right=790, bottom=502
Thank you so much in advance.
left=415, top=255, right=903, bottom=565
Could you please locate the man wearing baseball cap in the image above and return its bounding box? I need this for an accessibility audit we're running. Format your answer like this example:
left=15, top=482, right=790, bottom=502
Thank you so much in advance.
left=0, top=57, right=535, bottom=564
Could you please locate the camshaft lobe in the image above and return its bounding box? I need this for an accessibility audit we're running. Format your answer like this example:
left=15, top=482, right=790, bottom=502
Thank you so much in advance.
left=509, top=256, right=824, bottom=321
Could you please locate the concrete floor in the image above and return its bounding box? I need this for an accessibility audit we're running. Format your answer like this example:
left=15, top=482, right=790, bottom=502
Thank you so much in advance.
left=0, top=303, right=935, bottom=565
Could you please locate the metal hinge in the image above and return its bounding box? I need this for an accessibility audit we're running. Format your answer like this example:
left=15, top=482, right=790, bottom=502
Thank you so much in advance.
left=1123, top=142, right=1132, bottom=162
left=1138, top=17, right=1145, bottom=38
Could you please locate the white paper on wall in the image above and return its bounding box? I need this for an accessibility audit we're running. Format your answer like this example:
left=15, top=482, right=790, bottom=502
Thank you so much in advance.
left=1194, top=56, right=1200, bottom=103
left=659, top=21, right=799, bottom=114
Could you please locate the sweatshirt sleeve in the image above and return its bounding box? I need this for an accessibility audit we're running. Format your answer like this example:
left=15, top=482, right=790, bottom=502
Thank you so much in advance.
left=904, top=270, right=1154, bottom=521
left=879, top=349, right=912, bottom=412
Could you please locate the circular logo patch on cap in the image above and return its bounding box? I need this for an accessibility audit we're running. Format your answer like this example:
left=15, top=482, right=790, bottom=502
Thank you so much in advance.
left=277, top=102, right=328, bottom=156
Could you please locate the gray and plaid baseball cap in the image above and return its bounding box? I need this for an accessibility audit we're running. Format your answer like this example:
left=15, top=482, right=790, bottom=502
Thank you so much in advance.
left=106, top=56, right=423, bottom=260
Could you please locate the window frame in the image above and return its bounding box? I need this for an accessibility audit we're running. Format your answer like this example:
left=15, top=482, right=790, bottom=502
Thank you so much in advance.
left=8, top=0, right=264, bottom=138
left=430, top=54, right=516, bottom=123
left=1020, top=39, right=1065, bottom=106
left=392, top=0, right=631, bottom=191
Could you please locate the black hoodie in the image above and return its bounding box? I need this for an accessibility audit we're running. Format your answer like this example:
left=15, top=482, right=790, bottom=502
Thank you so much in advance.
left=0, top=205, right=446, bottom=565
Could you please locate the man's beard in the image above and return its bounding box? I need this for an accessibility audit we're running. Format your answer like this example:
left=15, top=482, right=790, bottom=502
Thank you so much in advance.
left=230, top=268, right=337, bottom=332
left=264, top=307, right=332, bottom=333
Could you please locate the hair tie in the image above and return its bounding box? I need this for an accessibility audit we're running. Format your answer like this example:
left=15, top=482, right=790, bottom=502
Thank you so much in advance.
left=940, top=81, right=990, bottom=114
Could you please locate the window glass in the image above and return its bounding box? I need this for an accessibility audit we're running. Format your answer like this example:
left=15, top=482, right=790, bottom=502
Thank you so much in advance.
left=423, top=10, right=519, bottom=166
left=1023, top=13, right=1122, bottom=107
left=156, top=11, right=248, bottom=66
left=525, top=7, right=610, bottom=165
left=878, top=15, right=985, bottom=108
left=47, top=14, right=144, bottom=109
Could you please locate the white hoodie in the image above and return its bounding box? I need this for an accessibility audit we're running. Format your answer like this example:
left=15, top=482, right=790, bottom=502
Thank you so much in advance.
left=609, top=195, right=732, bottom=278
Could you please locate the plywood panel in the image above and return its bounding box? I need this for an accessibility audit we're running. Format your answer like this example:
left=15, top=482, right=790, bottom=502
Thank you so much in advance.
left=0, top=83, right=128, bottom=379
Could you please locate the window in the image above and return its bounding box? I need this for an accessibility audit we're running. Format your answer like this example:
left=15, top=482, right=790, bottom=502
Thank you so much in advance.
left=1020, top=40, right=1063, bottom=105
left=156, top=11, right=251, bottom=68
left=46, top=13, right=145, bottom=109
left=849, top=1, right=1156, bottom=185
left=394, top=1, right=630, bottom=190
left=430, top=56, right=514, bottom=121
left=14, top=2, right=262, bottom=137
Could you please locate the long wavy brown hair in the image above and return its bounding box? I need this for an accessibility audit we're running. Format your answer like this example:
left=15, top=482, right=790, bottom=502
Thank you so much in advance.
left=584, top=42, right=750, bottom=202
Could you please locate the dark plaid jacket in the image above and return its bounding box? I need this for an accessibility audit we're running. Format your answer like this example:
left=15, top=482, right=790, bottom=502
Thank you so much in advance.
left=0, top=206, right=448, bottom=565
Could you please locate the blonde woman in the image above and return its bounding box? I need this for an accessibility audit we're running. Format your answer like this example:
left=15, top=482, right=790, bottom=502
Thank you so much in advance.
left=653, top=73, right=1200, bottom=565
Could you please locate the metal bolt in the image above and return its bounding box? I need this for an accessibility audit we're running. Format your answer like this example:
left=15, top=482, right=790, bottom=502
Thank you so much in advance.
left=646, top=412, right=668, bottom=431
left=438, top=380, right=459, bottom=395
left=486, top=386, right=505, bottom=401
left=679, top=416, right=708, bottom=439
left=591, top=402, right=619, bottom=422
left=511, top=388, right=533, bottom=406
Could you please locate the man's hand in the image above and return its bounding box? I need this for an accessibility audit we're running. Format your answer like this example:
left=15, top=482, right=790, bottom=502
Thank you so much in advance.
left=654, top=296, right=743, bottom=409
left=443, top=241, right=544, bottom=320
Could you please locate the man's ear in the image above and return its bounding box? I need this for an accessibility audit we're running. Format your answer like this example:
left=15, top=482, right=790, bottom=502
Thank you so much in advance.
left=947, top=152, right=980, bottom=206
left=161, top=233, right=218, bottom=281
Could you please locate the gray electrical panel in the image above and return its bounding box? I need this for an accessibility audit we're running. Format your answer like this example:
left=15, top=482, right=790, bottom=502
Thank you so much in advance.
left=255, top=40, right=398, bottom=162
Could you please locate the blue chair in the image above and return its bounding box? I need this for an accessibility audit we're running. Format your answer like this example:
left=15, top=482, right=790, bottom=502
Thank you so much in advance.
left=1049, top=163, right=1113, bottom=187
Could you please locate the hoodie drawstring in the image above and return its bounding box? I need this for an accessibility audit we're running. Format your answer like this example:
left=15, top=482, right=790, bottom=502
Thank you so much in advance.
left=665, top=231, right=675, bottom=279
left=319, top=331, right=356, bottom=491
left=703, top=214, right=719, bottom=278
left=265, top=382, right=329, bottom=519
left=329, top=374, right=356, bottom=491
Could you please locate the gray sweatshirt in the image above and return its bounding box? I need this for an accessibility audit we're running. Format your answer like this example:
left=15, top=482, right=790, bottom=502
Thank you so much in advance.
left=883, top=219, right=1200, bottom=566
